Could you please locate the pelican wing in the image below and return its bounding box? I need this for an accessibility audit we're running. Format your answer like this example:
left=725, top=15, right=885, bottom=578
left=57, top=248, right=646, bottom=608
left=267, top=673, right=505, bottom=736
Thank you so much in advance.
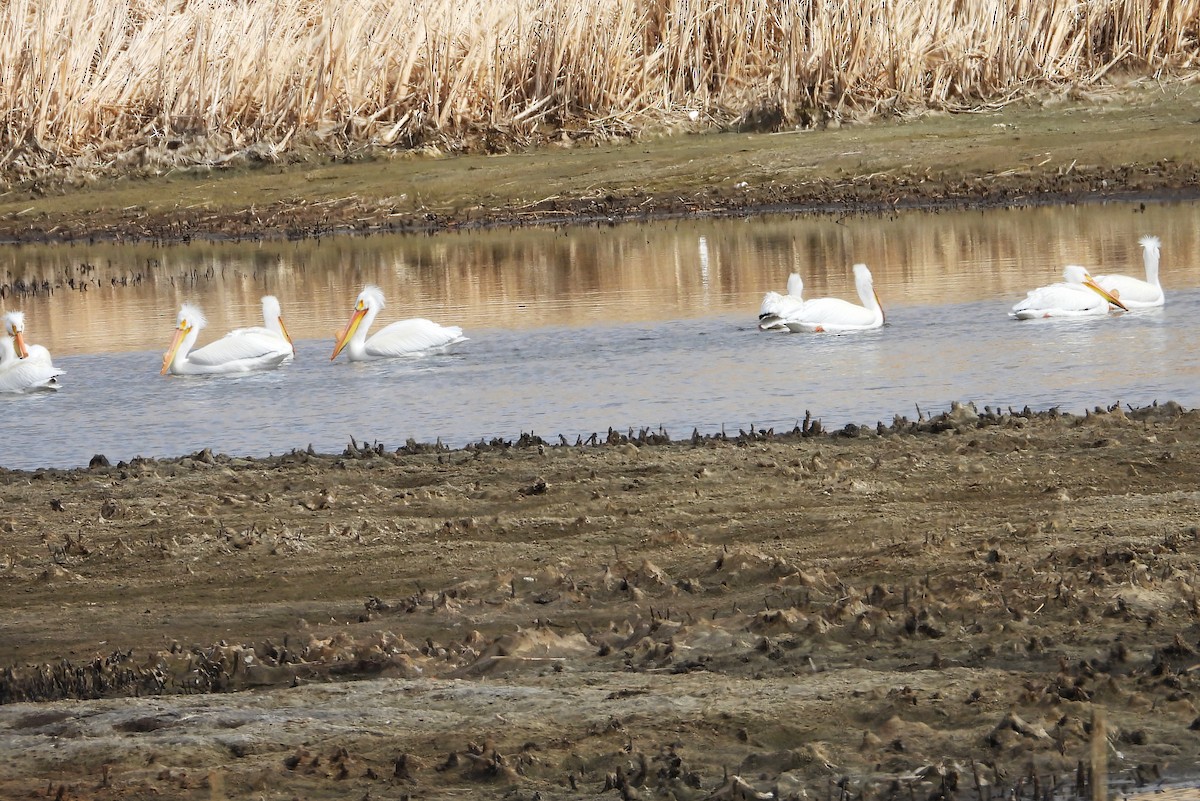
left=758, top=273, right=805, bottom=322
left=1012, top=283, right=1107, bottom=317
left=22, top=344, right=56, bottom=367
left=758, top=294, right=807, bottom=331
left=1093, top=274, right=1163, bottom=307
left=225, top=325, right=274, bottom=339
left=364, top=319, right=466, bottom=358
left=759, top=292, right=805, bottom=321
left=758, top=290, right=786, bottom=318
left=0, top=360, right=64, bottom=393
left=225, top=325, right=294, bottom=357
left=188, top=331, right=292, bottom=366
left=785, top=297, right=879, bottom=332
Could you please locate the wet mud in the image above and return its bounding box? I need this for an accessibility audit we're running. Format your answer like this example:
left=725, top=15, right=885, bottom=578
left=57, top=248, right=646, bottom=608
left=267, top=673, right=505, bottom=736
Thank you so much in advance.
left=2, top=403, right=1199, bottom=800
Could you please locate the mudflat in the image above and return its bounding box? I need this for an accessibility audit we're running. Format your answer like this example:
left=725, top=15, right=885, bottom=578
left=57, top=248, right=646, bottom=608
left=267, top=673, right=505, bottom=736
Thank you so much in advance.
left=2, top=84, right=1200, bottom=801
left=2, top=403, right=1198, bottom=800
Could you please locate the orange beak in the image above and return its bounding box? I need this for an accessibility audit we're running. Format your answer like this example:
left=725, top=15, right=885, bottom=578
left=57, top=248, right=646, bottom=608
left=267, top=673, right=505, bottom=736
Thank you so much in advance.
left=331, top=306, right=367, bottom=361
left=1083, top=276, right=1129, bottom=312
left=13, top=330, right=29, bottom=359
left=161, top=324, right=190, bottom=375
left=278, top=316, right=296, bottom=354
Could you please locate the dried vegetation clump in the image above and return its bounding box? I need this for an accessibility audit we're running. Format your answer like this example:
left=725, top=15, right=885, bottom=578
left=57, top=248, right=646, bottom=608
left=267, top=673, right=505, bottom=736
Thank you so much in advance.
left=1, top=0, right=1199, bottom=185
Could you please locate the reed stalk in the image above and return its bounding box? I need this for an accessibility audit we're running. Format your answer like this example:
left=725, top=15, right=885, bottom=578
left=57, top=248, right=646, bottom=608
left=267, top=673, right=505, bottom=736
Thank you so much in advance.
left=1, top=0, right=1197, bottom=178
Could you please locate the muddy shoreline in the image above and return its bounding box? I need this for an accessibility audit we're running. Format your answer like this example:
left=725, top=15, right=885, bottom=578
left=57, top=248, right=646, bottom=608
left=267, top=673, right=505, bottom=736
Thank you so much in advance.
left=4, top=161, right=1200, bottom=250
left=3, top=403, right=1200, bottom=800
left=4, top=166, right=1200, bottom=248
left=3, top=82, right=1200, bottom=247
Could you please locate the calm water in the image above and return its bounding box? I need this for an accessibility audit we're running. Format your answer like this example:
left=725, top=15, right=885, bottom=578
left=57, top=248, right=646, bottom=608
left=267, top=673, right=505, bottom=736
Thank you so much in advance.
left=2, top=201, right=1198, bottom=470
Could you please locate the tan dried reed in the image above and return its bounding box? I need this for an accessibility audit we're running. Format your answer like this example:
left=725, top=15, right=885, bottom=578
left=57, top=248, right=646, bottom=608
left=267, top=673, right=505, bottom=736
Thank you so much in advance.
left=0, top=0, right=1197, bottom=175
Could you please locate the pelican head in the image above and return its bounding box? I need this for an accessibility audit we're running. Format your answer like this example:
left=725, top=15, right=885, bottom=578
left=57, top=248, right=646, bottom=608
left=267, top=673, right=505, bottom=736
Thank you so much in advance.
left=262, top=295, right=295, bottom=353
left=3, top=310, right=25, bottom=334
left=357, top=285, right=386, bottom=312
left=331, top=285, right=386, bottom=361
left=162, top=303, right=208, bottom=374
left=1064, top=265, right=1128, bottom=311
left=3, top=310, right=30, bottom=358
left=175, top=303, right=208, bottom=332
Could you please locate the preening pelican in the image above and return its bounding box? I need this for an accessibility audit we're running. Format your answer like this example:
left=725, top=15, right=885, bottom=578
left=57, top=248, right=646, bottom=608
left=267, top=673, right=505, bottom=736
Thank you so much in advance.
left=1, top=311, right=64, bottom=393
left=222, top=296, right=296, bottom=360
left=162, top=303, right=292, bottom=375
left=1094, top=235, right=1164, bottom=308
left=758, top=273, right=805, bottom=331
left=1011, top=265, right=1129, bottom=319
left=331, top=285, right=466, bottom=362
left=783, top=264, right=884, bottom=333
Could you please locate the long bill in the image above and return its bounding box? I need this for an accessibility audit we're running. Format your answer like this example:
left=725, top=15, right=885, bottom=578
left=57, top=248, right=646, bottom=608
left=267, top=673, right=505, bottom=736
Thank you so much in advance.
left=331, top=308, right=367, bottom=360
left=278, top=316, right=296, bottom=353
left=161, top=325, right=190, bottom=375
left=1083, top=278, right=1129, bottom=311
left=13, top=330, right=29, bottom=359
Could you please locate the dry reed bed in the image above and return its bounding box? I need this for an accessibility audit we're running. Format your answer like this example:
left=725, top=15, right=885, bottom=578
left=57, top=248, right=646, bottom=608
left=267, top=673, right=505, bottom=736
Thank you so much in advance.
left=1, top=0, right=1199, bottom=180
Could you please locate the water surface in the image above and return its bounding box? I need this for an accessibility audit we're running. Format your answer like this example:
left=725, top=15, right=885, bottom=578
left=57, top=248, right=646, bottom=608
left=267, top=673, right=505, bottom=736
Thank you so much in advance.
left=2, top=201, right=1198, bottom=470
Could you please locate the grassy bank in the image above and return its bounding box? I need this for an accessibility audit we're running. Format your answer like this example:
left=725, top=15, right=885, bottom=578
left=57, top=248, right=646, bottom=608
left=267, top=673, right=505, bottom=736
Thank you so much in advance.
left=2, top=78, right=1200, bottom=244
left=2, top=0, right=1199, bottom=185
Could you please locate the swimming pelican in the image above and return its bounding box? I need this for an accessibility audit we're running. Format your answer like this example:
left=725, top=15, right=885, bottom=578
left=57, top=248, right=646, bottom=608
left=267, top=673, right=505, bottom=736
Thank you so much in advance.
left=758, top=273, right=805, bottom=331
left=1, top=311, right=64, bottom=393
left=783, top=264, right=884, bottom=333
left=1011, top=265, right=1129, bottom=319
left=331, top=285, right=466, bottom=362
left=161, top=303, right=292, bottom=375
left=1094, top=235, right=1164, bottom=308
left=223, top=296, right=296, bottom=360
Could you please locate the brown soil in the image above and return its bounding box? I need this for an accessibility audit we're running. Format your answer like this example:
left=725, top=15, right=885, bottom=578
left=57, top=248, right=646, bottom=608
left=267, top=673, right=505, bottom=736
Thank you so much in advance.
left=2, top=403, right=1199, bottom=800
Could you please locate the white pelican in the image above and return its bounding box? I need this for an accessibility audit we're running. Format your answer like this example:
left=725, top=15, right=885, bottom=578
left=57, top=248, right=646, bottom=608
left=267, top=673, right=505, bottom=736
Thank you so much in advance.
left=161, top=303, right=292, bottom=375
left=758, top=273, right=805, bottom=331
left=223, top=295, right=296, bottom=360
left=1, top=311, right=64, bottom=393
left=783, top=264, right=884, bottom=333
left=1011, top=265, right=1129, bottom=319
left=331, top=285, right=466, bottom=362
left=1094, top=235, right=1164, bottom=308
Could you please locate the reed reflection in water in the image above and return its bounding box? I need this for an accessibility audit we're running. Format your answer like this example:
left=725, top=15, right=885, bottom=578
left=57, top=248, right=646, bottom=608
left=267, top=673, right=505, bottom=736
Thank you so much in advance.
left=2, top=200, right=1198, bottom=357
left=0, top=200, right=1198, bottom=470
